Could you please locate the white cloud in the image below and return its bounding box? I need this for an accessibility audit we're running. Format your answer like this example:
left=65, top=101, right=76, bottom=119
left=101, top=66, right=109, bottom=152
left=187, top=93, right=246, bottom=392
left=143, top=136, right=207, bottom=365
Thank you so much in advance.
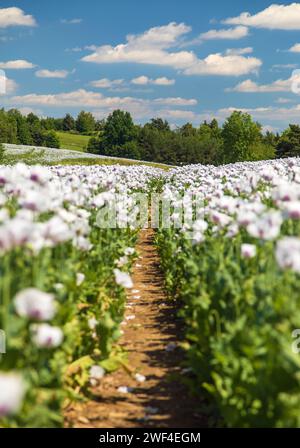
left=153, top=97, right=197, bottom=106
left=8, top=89, right=197, bottom=121
left=17, top=107, right=43, bottom=116
left=61, top=18, right=82, bottom=24
left=35, top=69, right=70, bottom=79
left=217, top=104, right=300, bottom=123
left=65, top=44, right=98, bottom=53
left=10, top=88, right=196, bottom=108
left=225, top=47, right=253, bottom=55
left=131, top=76, right=150, bottom=86
left=199, top=26, right=249, bottom=41
left=90, top=78, right=124, bottom=88
left=65, top=46, right=83, bottom=53
left=223, top=4, right=300, bottom=30
left=227, top=75, right=295, bottom=93
left=89, top=76, right=175, bottom=90
left=5, top=78, right=18, bottom=94
left=184, top=52, right=261, bottom=76
left=152, top=77, right=175, bottom=85
left=131, top=76, right=175, bottom=85
left=10, top=89, right=111, bottom=107
left=155, top=109, right=199, bottom=120
left=0, top=60, right=35, bottom=69
left=0, top=7, right=36, bottom=28
left=82, top=22, right=196, bottom=69
left=85, top=45, right=97, bottom=51
left=289, top=43, right=300, bottom=52
left=271, top=63, right=298, bottom=71
left=182, top=26, right=249, bottom=47
left=82, top=22, right=262, bottom=77
left=131, top=76, right=150, bottom=85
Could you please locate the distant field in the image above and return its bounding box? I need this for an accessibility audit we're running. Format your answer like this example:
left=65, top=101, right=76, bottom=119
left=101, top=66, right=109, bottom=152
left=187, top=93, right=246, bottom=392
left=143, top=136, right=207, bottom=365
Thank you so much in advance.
left=51, top=158, right=171, bottom=169
left=56, top=131, right=91, bottom=152
left=3, top=143, right=171, bottom=170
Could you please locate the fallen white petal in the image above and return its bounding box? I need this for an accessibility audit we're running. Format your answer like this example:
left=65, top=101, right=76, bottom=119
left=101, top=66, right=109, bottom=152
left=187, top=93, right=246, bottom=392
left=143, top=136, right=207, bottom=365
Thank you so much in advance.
left=117, top=386, right=133, bottom=394
left=134, top=373, right=146, bottom=383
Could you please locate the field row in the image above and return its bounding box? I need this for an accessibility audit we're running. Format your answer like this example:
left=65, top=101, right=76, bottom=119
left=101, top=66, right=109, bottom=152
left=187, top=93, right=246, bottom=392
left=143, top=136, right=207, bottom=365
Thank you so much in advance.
left=157, top=158, right=300, bottom=427
left=0, top=163, right=162, bottom=427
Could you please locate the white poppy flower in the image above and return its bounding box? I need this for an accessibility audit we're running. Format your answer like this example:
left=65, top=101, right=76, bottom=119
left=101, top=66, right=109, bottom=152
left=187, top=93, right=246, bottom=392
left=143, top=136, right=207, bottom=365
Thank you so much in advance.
left=116, top=255, right=128, bottom=267
left=14, top=288, right=56, bottom=321
left=88, top=317, right=98, bottom=330
left=124, top=247, right=135, bottom=256
left=241, top=244, right=257, bottom=259
left=31, top=324, right=63, bottom=348
left=76, top=272, right=85, bottom=286
left=247, top=211, right=282, bottom=240
left=276, top=237, right=300, bottom=273
left=0, top=373, right=25, bottom=416
left=114, top=269, right=133, bottom=289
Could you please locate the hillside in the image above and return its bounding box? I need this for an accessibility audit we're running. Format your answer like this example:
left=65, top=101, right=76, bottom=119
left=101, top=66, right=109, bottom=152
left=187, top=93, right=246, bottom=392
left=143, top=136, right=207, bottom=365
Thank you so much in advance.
left=56, top=132, right=91, bottom=152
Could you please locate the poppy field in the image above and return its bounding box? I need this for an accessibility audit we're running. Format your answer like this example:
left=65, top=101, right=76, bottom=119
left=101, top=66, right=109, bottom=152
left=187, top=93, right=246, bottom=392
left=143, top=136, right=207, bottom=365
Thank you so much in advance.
left=1, top=158, right=300, bottom=427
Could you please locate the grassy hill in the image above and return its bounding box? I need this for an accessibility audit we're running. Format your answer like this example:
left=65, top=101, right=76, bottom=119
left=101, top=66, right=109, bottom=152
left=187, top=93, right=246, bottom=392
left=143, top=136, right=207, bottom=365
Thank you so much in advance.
left=56, top=132, right=91, bottom=152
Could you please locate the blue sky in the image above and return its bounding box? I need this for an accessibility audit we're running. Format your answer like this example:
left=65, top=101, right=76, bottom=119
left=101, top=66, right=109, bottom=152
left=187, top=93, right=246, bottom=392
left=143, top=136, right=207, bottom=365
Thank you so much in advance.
left=1, top=1, right=300, bottom=131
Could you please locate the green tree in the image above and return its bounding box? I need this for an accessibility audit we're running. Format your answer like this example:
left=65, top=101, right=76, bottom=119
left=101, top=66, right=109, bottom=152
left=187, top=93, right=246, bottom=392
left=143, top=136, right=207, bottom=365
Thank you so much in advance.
left=27, top=112, right=40, bottom=126
left=121, top=141, right=141, bottom=159
left=41, top=117, right=58, bottom=130
left=28, top=120, right=44, bottom=146
left=138, top=125, right=172, bottom=163
left=147, top=117, right=170, bottom=132
left=43, top=130, right=60, bottom=148
left=222, top=111, right=262, bottom=163
left=87, top=136, right=100, bottom=154
left=263, top=130, right=279, bottom=148
left=62, top=113, right=75, bottom=132
left=76, top=111, right=96, bottom=134
left=0, top=142, right=5, bottom=162
left=249, top=142, right=275, bottom=161
left=7, top=109, right=32, bottom=145
left=276, top=125, right=300, bottom=158
left=95, top=119, right=105, bottom=132
left=101, top=110, right=136, bottom=149
left=179, top=122, right=196, bottom=137
left=195, top=120, right=223, bottom=164
left=0, top=108, right=18, bottom=143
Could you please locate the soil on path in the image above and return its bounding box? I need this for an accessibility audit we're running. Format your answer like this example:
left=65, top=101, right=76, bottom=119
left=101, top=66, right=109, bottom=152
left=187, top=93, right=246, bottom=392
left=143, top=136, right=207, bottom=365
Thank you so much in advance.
left=65, top=229, right=205, bottom=428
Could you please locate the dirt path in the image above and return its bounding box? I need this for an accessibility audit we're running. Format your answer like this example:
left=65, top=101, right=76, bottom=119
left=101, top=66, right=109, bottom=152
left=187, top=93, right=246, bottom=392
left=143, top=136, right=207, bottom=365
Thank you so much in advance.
left=65, top=229, right=204, bottom=428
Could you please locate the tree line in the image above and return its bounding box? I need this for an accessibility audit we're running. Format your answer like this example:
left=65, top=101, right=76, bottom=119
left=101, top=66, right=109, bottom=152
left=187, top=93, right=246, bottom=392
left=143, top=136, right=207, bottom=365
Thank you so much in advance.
left=1, top=107, right=300, bottom=165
